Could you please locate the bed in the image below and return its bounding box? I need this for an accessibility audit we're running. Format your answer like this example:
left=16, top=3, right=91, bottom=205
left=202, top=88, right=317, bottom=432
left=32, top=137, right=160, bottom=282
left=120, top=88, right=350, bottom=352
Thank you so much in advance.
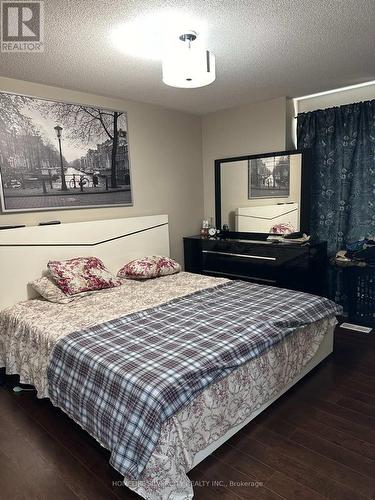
left=0, top=215, right=340, bottom=500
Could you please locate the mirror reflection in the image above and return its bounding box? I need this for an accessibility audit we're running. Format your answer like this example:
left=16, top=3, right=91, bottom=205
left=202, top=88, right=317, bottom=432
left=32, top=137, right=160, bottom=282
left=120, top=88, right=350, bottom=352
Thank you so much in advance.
left=220, top=152, right=303, bottom=234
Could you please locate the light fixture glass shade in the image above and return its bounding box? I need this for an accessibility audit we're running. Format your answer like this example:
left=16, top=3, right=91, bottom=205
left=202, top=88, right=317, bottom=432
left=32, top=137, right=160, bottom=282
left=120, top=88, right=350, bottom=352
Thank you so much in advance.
left=162, top=44, right=215, bottom=88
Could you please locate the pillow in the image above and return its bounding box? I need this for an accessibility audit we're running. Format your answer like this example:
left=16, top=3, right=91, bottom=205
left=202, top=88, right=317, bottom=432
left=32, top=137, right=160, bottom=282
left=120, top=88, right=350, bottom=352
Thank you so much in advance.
left=48, top=256, right=122, bottom=295
left=118, top=255, right=181, bottom=280
left=29, top=276, right=74, bottom=304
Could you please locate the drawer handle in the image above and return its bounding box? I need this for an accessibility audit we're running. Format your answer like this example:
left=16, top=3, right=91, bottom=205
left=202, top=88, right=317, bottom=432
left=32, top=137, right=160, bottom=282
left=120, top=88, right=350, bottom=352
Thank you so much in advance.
left=202, top=250, right=276, bottom=261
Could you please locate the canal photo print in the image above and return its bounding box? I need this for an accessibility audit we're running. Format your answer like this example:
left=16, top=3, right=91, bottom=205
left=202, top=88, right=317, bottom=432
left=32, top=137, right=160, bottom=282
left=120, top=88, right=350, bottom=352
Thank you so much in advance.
left=248, top=154, right=290, bottom=199
left=0, top=91, right=132, bottom=212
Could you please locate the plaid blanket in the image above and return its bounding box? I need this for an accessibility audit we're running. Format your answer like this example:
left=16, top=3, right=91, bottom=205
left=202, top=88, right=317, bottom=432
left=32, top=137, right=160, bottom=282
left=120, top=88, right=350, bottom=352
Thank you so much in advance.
left=47, top=281, right=340, bottom=480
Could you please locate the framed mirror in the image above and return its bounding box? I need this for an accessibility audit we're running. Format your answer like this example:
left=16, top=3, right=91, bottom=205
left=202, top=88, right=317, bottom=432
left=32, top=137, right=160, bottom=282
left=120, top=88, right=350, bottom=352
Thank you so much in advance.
left=215, top=149, right=312, bottom=238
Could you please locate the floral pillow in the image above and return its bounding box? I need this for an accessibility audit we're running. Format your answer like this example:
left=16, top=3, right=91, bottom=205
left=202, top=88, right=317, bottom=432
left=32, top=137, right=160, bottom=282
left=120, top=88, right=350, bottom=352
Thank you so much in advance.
left=29, top=276, right=74, bottom=304
left=117, top=255, right=181, bottom=280
left=48, top=256, right=122, bottom=295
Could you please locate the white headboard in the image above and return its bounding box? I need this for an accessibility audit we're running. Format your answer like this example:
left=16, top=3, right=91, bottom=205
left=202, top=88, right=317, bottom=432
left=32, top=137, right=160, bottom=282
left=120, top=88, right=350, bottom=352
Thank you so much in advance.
left=0, top=214, right=169, bottom=310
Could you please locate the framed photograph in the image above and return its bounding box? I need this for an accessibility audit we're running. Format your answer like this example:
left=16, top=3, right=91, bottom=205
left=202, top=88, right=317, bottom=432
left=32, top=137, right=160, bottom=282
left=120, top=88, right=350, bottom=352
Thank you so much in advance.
left=0, top=91, right=132, bottom=212
left=248, top=154, right=290, bottom=199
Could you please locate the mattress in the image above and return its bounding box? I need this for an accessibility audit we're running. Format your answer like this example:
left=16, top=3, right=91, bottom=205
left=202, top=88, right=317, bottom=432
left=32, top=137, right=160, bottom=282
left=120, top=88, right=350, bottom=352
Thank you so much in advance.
left=0, top=272, right=337, bottom=499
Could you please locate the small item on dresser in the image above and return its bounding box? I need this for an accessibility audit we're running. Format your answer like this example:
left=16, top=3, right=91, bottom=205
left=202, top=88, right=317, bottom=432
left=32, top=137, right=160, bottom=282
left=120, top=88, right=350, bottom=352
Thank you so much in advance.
left=208, top=227, right=217, bottom=237
left=282, top=233, right=310, bottom=243
left=266, top=234, right=284, bottom=242
left=200, top=219, right=210, bottom=237
left=219, top=224, right=229, bottom=239
left=283, top=231, right=305, bottom=239
left=267, top=232, right=310, bottom=244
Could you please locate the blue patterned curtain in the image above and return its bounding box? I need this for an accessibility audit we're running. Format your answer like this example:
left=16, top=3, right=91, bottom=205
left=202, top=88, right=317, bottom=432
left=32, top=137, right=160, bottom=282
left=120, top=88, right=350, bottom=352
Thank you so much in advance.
left=297, top=100, right=375, bottom=303
left=297, top=100, right=375, bottom=254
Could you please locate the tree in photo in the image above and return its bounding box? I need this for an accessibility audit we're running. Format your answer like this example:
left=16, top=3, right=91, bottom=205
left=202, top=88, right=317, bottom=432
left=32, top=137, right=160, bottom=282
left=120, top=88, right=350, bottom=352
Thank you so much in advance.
left=0, top=94, right=56, bottom=184
left=39, top=102, right=124, bottom=188
left=0, top=93, right=32, bottom=133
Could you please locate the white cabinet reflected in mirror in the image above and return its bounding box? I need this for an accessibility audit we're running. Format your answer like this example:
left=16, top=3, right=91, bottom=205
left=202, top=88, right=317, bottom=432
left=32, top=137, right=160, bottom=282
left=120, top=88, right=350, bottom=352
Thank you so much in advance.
left=215, top=150, right=311, bottom=237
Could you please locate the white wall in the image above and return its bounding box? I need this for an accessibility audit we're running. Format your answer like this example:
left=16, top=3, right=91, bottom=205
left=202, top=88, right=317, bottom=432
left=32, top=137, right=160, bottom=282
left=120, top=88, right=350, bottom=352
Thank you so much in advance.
left=297, top=83, right=375, bottom=113
left=286, top=97, right=297, bottom=149
left=0, top=77, right=204, bottom=265
left=201, top=97, right=289, bottom=221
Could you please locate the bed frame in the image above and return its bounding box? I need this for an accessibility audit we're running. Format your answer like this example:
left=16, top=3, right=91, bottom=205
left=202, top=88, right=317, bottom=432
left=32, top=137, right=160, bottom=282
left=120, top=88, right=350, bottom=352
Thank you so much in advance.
left=0, top=214, right=334, bottom=499
left=0, top=214, right=169, bottom=310
left=191, top=325, right=334, bottom=468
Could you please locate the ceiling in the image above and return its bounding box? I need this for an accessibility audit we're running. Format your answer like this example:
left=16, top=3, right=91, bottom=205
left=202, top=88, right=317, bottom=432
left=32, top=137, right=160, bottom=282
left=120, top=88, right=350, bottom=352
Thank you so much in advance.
left=0, top=0, right=374, bottom=114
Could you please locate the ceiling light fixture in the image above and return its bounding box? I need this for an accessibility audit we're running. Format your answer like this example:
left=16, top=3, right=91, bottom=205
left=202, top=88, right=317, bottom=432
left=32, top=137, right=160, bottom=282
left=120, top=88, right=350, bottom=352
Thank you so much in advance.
left=162, top=31, right=215, bottom=89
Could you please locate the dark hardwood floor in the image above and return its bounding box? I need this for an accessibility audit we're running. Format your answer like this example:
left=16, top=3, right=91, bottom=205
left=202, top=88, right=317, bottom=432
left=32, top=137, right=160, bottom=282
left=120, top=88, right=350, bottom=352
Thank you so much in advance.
left=1, top=325, right=374, bottom=500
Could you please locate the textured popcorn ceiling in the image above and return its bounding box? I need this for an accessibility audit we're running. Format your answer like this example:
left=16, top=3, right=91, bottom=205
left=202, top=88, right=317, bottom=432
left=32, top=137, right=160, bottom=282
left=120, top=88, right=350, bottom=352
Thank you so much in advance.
left=0, top=0, right=374, bottom=114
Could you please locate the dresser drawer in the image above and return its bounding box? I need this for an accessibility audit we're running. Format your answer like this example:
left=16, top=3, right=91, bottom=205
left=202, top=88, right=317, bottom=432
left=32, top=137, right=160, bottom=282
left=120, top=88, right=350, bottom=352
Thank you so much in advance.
left=201, top=240, right=281, bottom=258
left=183, top=236, right=327, bottom=295
left=201, top=250, right=279, bottom=284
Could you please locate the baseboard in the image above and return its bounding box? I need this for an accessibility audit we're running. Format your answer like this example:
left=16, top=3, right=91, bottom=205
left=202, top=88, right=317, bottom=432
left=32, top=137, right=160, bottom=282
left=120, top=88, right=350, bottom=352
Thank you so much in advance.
left=340, top=322, right=373, bottom=333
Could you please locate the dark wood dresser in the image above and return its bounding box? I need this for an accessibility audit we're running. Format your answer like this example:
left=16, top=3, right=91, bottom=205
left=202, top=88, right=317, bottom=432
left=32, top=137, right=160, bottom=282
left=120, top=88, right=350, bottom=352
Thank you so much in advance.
left=184, top=236, right=327, bottom=296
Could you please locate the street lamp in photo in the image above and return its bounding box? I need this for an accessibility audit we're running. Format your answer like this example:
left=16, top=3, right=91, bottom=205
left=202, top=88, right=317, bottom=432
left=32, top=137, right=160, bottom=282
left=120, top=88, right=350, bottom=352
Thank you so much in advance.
left=54, top=125, right=68, bottom=191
